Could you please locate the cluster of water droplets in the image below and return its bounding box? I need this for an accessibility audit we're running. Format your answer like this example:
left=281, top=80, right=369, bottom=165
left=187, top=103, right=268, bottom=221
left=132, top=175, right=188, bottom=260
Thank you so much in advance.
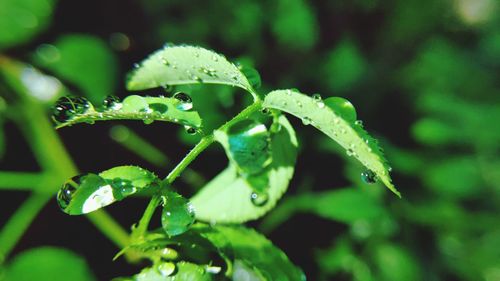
left=52, top=96, right=91, bottom=123
left=51, top=91, right=198, bottom=134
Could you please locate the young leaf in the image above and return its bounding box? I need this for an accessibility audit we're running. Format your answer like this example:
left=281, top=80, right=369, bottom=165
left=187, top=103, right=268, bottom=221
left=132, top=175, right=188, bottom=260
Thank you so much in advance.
left=57, top=166, right=159, bottom=215
left=126, top=45, right=256, bottom=98
left=191, top=115, right=297, bottom=223
left=161, top=191, right=195, bottom=236
left=215, top=225, right=305, bottom=281
left=214, top=119, right=272, bottom=189
left=3, top=247, right=96, bottom=281
left=53, top=95, right=202, bottom=129
left=263, top=89, right=400, bottom=197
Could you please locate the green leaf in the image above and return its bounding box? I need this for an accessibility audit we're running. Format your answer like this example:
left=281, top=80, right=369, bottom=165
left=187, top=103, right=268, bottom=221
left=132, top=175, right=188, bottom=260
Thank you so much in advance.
left=57, top=166, right=159, bottom=215
left=126, top=45, right=255, bottom=98
left=374, top=244, right=422, bottom=281
left=214, top=119, right=272, bottom=178
left=32, top=34, right=118, bottom=103
left=161, top=191, right=195, bottom=236
left=99, top=165, right=159, bottom=189
left=322, top=39, right=367, bottom=92
left=0, top=0, right=55, bottom=50
left=263, top=89, right=400, bottom=197
left=128, top=261, right=214, bottom=281
left=261, top=188, right=385, bottom=231
left=4, top=247, right=96, bottom=281
left=215, top=225, right=305, bottom=281
left=53, top=95, right=202, bottom=129
left=271, top=0, right=318, bottom=51
left=191, top=115, right=298, bottom=223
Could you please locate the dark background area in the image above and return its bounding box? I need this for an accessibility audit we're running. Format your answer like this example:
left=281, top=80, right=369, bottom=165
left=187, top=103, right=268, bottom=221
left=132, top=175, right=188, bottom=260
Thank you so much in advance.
left=1, top=0, right=499, bottom=280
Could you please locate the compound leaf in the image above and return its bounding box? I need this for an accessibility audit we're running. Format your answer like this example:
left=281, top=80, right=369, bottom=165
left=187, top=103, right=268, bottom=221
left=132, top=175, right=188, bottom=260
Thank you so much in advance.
left=263, top=89, right=400, bottom=197
left=126, top=45, right=255, bottom=98
left=191, top=115, right=297, bottom=223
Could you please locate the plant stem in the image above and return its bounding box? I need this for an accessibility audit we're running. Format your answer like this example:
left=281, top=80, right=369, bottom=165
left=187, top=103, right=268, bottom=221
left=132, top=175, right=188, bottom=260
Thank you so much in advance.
left=135, top=100, right=264, bottom=236
left=0, top=172, right=46, bottom=191
left=133, top=195, right=161, bottom=241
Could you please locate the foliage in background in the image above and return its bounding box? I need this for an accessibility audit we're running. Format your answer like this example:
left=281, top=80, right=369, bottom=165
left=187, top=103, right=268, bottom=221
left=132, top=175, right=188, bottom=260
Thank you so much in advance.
left=1, top=0, right=500, bottom=280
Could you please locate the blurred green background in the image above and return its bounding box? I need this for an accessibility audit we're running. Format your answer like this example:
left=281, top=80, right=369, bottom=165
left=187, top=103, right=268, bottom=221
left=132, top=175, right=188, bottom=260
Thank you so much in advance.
left=0, top=0, right=499, bottom=280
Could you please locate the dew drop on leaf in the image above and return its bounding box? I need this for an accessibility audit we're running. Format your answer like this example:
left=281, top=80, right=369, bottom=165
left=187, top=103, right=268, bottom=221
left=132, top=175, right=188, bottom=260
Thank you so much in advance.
left=302, top=117, right=312, bottom=125
left=361, top=170, right=377, bottom=184
left=57, top=175, right=80, bottom=210
left=148, top=103, right=169, bottom=114
left=173, top=92, right=193, bottom=111
left=250, top=191, right=269, bottom=207
left=102, top=95, right=122, bottom=110
left=355, top=120, right=364, bottom=127
left=161, top=192, right=196, bottom=236
left=324, top=97, right=357, bottom=123
left=157, top=262, right=176, bottom=277
left=52, top=96, right=91, bottom=123
left=312, top=93, right=325, bottom=108
left=184, top=125, right=197, bottom=135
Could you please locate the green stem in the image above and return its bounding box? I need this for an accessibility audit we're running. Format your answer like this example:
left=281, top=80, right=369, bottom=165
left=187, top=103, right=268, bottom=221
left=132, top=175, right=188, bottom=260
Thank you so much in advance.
left=86, top=210, right=131, bottom=248
left=133, top=195, right=161, bottom=241
left=134, top=100, right=264, bottom=236
left=0, top=58, right=132, bottom=261
left=0, top=171, right=47, bottom=191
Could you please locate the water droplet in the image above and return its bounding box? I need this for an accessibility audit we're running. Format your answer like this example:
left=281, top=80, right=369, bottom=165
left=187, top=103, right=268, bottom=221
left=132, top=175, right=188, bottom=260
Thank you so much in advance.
left=212, top=55, right=219, bottom=62
left=57, top=173, right=115, bottom=214
left=161, top=192, right=195, bottom=236
left=286, top=90, right=292, bottom=96
left=52, top=96, right=91, bottom=123
left=261, top=108, right=271, bottom=115
left=57, top=176, right=80, bottom=209
left=302, top=117, right=312, bottom=125
left=133, top=63, right=140, bottom=69
left=312, top=94, right=325, bottom=108
left=184, top=126, right=197, bottom=135
left=102, top=95, right=122, bottom=110
left=173, top=92, right=193, bottom=111
left=346, top=148, right=354, bottom=157
left=160, top=57, right=170, bottom=66
left=199, top=66, right=217, bottom=77
left=143, top=118, right=154, bottom=125
left=324, top=97, right=357, bottom=122
left=157, top=263, right=176, bottom=277
left=148, top=103, right=169, bottom=114
left=361, top=170, right=377, bottom=184
left=250, top=192, right=269, bottom=206
left=355, top=120, right=363, bottom=127
left=296, top=101, right=303, bottom=108
left=205, top=266, right=221, bottom=274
